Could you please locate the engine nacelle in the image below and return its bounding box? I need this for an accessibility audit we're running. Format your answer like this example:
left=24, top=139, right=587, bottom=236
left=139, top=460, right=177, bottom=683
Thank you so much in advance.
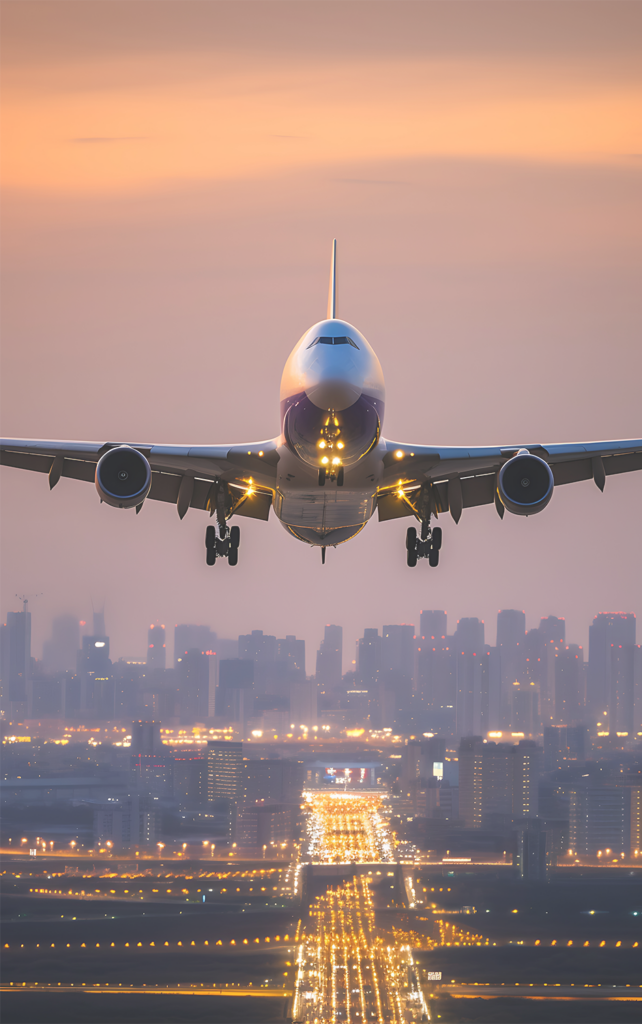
left=95, top=445, right=152, bottom=509
left=497, top=450, right=554, bottom=516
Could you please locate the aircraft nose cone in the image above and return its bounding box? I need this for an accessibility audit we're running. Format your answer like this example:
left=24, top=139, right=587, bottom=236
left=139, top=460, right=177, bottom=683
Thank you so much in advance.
left=306, top=378, right=362, bottom=411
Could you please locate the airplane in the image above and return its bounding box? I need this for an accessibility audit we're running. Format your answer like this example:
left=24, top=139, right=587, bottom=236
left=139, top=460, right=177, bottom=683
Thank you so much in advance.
left=2, top=240, right=641, bottom=567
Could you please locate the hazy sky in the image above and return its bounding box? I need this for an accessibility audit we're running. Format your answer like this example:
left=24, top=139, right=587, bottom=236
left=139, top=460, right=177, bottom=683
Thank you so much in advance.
left=1, top=1, right=640, bottom=669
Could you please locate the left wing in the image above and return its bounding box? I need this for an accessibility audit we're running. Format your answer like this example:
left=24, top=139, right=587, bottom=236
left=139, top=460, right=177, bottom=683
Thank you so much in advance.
left=377, top=437, right=642, bottom=522
left=0, top=438, right=279, bottom=520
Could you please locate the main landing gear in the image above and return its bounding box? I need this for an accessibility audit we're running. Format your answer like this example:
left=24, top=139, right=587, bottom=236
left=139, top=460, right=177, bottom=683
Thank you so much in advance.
left=206, top=523, right=240, bottom=566
left=406, top=519, right=442, bottom=568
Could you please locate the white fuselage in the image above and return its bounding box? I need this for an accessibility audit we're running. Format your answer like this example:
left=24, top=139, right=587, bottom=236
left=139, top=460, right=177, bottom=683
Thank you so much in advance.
left=274, top=318, right=386, bottom=546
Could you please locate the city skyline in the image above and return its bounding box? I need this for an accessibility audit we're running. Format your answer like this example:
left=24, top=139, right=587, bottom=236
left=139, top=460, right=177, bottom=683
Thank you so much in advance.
left=3, top=596, right=639, bottom=677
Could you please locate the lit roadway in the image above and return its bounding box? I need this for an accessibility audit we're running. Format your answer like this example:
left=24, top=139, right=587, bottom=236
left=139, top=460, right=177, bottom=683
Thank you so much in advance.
left=294, top=792, right=429, bottom=1023
left=303, top=792, right=395, bottom=864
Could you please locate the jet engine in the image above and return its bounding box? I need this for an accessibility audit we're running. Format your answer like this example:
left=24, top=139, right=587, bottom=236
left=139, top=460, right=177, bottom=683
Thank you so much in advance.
left=95, top=445, right=152, bottom=509
left=497, top=450, right=554, bottom=516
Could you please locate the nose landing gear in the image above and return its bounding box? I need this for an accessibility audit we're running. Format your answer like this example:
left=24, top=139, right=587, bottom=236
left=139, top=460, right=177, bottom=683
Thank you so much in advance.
left=406, top=519, right=442, bottom=568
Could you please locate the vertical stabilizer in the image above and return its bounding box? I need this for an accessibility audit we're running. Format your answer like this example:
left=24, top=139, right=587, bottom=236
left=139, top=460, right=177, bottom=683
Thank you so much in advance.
left=326, top=239, right=337, bottom=320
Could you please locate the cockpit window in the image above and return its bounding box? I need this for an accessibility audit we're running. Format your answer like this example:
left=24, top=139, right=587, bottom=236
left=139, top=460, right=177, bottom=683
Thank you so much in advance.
left=306, top=336, right=359, bottom=349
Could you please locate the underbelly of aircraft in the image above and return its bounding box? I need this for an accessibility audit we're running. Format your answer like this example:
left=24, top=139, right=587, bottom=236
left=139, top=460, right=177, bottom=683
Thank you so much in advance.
left=273, top=486, right=376, bottom=545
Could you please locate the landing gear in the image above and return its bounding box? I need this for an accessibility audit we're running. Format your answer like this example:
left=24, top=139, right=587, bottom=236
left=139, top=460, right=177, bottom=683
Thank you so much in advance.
left=318, top=463, right=343, bottom=486
left=406, top=518, right=442, bottom=568
left=205, top=522, right=240, bottom=566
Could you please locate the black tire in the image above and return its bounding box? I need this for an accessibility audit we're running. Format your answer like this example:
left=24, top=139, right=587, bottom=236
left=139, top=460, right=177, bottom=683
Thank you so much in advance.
left=228, top=546, right=238, bottom=566
left=432, top=527, right=442, bottom=551
left=406, top=526, right=417, bottom=551
left=318, top=467, right=326, bottom=486
left=205, top=524, right=216, bottom=548
left=230, top=525, right=240, bottom=550
left=337, top=467, right=344, bottom=486
left=407, top=547, right=418, bottom=567
left=428, top=548, right=439, bottom=567
left=206, top=548, right=216, bottom=566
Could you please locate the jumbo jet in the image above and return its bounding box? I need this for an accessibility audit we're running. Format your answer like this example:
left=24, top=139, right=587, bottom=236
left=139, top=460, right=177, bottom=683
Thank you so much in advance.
left=2, top=242, right=641, bottom=566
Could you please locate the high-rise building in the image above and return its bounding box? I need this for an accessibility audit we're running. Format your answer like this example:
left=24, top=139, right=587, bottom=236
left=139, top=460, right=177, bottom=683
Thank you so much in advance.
left=497, top=610, right=526, bottom=727
left=174, top=624, right=217, bottom=667
left=276, top=635, right=306, bottom=673
left=42, top=614, right=80, bottom=674
left=178, top=649, right=210, bottom=723
left=555, top=644, right=585, bottom=724
left=147, top=624, right=166, bottom=670
left=381, top=624, right=415, bottom=676
left=215, top=659, right=254, bottom=724
left=357, top=629, right=381, bottom=688
left=316, top=625, right=343, bottom=690
left=569, top=786, right=632, bottom=857
left=544, top=724, right=569, bottom=772
left=419, top=611, right=448, bottom=644
left=453, top=618, right=491, bottom=737
left=416, top=628, right=456, bottom=736
left=77, top=633, right=112, bottom=717
left=458, top=736, right=541, bottom=827
left=93, top=795, right=159, bottom=850
left=588, top=613, right=636, bottom=726
left=131, top=720, right=162, bottom=755
left=171, top=752, right=205, bottom=810
left=0, top=604, right=31, bottom=711
left=206, top=741, right=244, bottom=802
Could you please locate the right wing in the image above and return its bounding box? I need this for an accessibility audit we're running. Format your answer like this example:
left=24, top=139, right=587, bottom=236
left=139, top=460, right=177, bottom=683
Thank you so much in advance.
left=0, top=437, right=280, bottom=520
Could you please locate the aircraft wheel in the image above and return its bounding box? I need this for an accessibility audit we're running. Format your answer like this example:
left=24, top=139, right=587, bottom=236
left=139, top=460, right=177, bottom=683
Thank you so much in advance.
left=229, top=525, right=240, bottom=550
left=318, top=467, right=326, bottom=486
left=205, top=525, right=216, bottom=548
left=406, top=526, right=418, bottom=566
left=432, top=527, right=442, bottom=551
left=206, top=547, right=217, bottom=566
left=428, top=548, right=439, bottom=567
left=337, top=467, right=344, bottom=487
left=228, top=546, right=238, bottom=566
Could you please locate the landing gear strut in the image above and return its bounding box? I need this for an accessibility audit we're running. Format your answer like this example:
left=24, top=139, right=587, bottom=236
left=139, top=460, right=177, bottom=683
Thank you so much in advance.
left=406, top=517, right=442, bottom=568
left=204, top=479, right=240, bottom=566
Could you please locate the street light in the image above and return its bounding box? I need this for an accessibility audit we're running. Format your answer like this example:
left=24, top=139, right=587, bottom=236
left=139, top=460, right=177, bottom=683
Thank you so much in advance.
left=157, top=843, right=165, bottom=858
left=210, top=844, right=215, bottom=858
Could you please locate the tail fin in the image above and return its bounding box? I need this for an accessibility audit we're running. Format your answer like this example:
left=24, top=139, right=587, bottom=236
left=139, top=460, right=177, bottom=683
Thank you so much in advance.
left=326, top=238, right=337, bottom=320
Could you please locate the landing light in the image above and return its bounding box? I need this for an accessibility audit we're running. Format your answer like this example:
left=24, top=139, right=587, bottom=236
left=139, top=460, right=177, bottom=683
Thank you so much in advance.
left=321, top=457, right=329, bottom=465
left=395, top=450, right=404, bottom=459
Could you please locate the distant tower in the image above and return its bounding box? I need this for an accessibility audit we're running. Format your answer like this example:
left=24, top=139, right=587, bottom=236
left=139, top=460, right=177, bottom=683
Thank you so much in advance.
left=316, top=625, right=343, bottom=689
left=147, top=624, right=166, bottom=671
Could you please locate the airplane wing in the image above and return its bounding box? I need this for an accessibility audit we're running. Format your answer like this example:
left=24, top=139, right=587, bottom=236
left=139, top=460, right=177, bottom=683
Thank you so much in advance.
left=0, top=437, right=279, bottom=520
left=377, top=437, right=642, bottom=522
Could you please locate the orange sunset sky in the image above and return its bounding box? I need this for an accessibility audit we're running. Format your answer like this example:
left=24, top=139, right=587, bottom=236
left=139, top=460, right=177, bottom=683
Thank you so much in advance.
left=1, top=1, right=640, bottom=663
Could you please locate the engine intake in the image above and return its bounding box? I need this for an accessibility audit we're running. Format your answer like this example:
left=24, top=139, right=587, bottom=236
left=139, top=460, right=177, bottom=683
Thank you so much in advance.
left=95, top=445, right=152, bottom=509
left=497, top=450, right=554, bottom=516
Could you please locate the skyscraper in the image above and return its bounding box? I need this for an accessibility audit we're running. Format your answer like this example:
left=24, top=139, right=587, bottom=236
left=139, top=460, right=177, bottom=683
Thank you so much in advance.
left=42, top=614, right=80, bottom=674
left=174, top=624, right=217, bottom=667
left=497, top=609, right=526, bottom=728
left=147, top=624, right=166, bottom=671
left=77, top=632, right=112, bottom=717
left=453, top=618, right=490, bottom=737
left=0, top=604, right=31, bottom=710
left=357, top=629, right=381, bottom=688
left=178, top=649, right=210, bottom=723
left=458, top=736, right=541, bottom=827
left=555, top=644, right=585, bottom=724
left=316, top=625, right=343, bottom=690
left=588, top=613, right=636, bottom=727
left=206, top=741, right=244, bottom=801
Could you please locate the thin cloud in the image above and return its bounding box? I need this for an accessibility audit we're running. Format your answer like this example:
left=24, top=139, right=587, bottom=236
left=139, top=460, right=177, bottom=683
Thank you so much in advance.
left=71, top=136, right=147, bottom=143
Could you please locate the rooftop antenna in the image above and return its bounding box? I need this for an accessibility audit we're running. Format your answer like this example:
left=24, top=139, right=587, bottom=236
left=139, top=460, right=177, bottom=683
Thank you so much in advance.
left=326, top=239, right=337, bottom=320
left=15, top=593, right=41, bottom=613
